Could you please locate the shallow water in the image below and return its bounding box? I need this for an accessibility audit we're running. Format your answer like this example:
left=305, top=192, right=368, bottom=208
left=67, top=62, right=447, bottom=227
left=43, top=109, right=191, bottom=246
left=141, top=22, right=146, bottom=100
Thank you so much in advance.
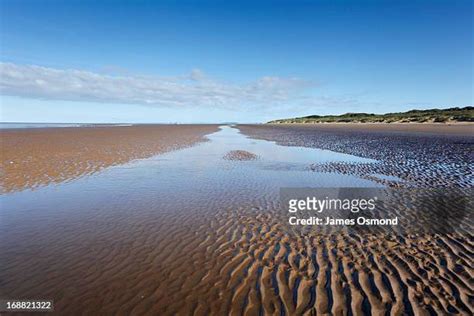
left=1, top=126, right=379, bottom=215
left=2, top=126, right=383, bottom=254
left=1, top=126, right=472, bottom=315
left=1, top=125, right=380, bottom=311
left=370, top=173, right=403, bottom=182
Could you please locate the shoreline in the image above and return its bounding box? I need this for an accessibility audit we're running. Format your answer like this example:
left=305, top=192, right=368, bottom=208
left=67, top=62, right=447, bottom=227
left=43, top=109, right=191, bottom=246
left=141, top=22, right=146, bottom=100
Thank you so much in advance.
left=238, top=124, right=473, bottom=187
left=265, top=122, right=474, bottom=136
left=1, top=124, right=219, bottom=193
left=2, top=124, right=472, bottom=314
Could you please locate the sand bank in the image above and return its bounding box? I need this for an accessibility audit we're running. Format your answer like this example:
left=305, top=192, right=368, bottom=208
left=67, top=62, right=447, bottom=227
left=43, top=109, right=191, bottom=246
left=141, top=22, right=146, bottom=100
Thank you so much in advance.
left=223, top=150, right=259, bottom=161
left=267, top=122, right=474, bottom=136
left=238, top=124, right=473, bottom=187
left=0, top=124, right=219, bottom=193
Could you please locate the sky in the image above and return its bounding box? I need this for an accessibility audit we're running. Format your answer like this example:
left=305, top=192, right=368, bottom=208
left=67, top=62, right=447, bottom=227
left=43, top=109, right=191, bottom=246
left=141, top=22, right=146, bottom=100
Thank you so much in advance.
left=0, top=0, right=472, bottom=123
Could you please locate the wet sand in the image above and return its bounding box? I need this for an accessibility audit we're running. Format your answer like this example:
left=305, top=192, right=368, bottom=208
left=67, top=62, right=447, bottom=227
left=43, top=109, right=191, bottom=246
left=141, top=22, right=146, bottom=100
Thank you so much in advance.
left=239, top=124, right=474, bottom=187
left=223, top=150, right=259, bottom=161
left=0, top=125, right=219, bottom=193
left=267, top=122, right=474, bottom=136
left=1, top=125, right=473, bottom=315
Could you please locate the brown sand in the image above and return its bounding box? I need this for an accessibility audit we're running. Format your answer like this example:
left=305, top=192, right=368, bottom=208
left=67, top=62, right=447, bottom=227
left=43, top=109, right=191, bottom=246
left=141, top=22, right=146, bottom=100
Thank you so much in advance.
left=223, top=150, right=259, bottom=161
left=1, top=204, right=473, bottom=315
left=1, top=125, right=473, bottom=315
left=0, top=124, right=219, bottom=193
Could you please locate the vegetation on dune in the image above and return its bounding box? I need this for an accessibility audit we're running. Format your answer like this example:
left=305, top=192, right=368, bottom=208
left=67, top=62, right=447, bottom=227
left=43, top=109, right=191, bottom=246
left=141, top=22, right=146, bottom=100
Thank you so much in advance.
left=268, top=106, right=474, bottom=124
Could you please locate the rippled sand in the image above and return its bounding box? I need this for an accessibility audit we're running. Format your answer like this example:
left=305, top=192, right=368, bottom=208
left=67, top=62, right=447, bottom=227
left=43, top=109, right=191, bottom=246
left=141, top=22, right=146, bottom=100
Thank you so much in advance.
left=238, top=124, right=474, bottom=188
left=1, top=125, right=473, bottom=315
left=224, top=150, right=259, bottom=161
left=2, top=204, right=473, bottom=315
left=0, top=125, right=218, bottom=193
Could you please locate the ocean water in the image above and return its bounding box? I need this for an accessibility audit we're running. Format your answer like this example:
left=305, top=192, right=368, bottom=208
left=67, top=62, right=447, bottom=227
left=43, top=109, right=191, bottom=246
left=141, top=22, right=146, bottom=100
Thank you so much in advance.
left=0, top=122, right=134, bottom=129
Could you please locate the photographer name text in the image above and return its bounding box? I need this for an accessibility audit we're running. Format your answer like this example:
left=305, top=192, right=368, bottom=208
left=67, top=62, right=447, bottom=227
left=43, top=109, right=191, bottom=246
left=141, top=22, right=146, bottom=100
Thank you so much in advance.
left=287, top=197, right=398, bottom=226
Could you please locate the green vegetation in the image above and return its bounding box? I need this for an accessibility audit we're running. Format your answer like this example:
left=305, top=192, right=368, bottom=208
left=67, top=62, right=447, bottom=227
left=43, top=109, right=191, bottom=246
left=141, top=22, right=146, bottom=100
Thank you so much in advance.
left=268, top=107, right=474, bottom=124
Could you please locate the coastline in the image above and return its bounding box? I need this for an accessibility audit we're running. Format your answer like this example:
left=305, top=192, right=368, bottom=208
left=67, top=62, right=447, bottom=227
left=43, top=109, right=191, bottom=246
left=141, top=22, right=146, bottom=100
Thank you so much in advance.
left=1, top=125, right=472, bottom=314
left=1, top=124, right=219, bottom=193
left=265, top=122, right=474, bottom=136
left=238, top=124, right=473, bottom=187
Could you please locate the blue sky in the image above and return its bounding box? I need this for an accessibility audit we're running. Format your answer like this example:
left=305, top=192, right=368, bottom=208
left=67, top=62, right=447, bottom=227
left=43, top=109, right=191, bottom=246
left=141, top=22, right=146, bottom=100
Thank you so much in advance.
left=0, top=0, right=472, bottom=123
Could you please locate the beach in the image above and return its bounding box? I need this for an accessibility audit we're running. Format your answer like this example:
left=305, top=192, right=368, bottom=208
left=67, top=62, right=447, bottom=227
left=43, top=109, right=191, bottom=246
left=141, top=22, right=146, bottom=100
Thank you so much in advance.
left=239, top=123, right=474, bottom=187
left=1, top=124, right=473, bottom=315
left=266, top=122, right=474, bottom=136
left=2, top=0, right=472, bottom=314
left=0, top=125, right=219, bottom=193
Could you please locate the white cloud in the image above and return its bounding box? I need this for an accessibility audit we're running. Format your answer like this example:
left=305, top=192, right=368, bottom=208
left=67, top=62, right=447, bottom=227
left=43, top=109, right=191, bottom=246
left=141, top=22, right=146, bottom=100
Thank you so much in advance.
left=0, top=62, right=314, bottom=109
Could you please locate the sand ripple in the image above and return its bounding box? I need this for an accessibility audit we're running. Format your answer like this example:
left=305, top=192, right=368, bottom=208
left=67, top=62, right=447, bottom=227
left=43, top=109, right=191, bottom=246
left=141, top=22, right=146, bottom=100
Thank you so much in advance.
left=223, top=150, right=259, bottom=161
left=238, top=124, right=474, bottom=188
left=1, top=202, right=472, bottom=315
left=1, top=125, right=472, bottom=315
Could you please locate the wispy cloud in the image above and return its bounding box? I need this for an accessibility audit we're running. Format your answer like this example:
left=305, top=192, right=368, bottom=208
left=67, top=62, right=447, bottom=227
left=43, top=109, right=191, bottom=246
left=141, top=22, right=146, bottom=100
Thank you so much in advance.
left=0, top=62, right=314, bottom=108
